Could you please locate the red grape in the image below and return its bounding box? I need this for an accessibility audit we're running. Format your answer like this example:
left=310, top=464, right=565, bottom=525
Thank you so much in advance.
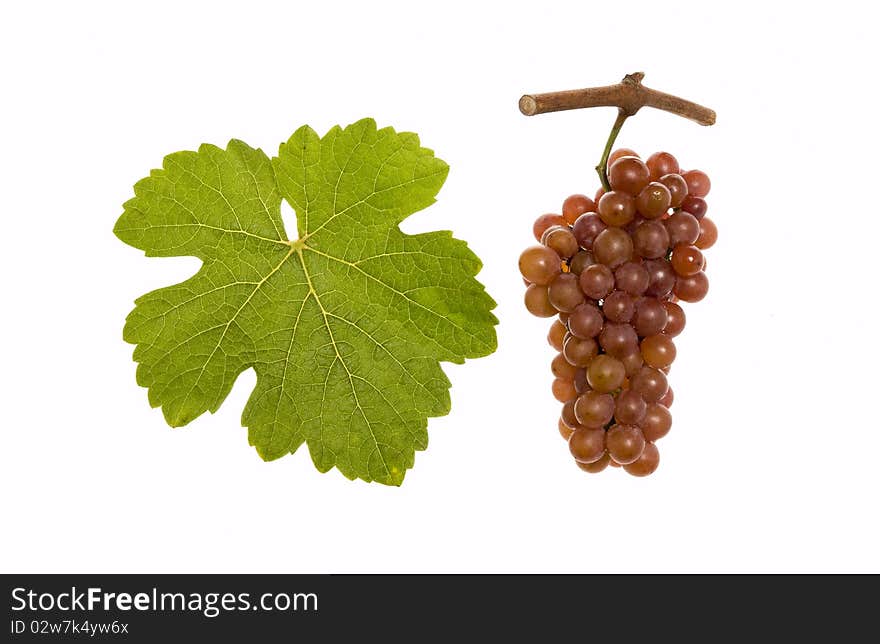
left=646, top=152, right=680, bottom=180
left=533, top=213, right=567, bottom=242
left=562, top=194, right=596, bottom=225
left=609, top=156, right=651, bottom=196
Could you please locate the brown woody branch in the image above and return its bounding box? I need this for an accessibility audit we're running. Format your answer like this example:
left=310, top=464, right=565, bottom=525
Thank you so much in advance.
left=519, top=72, right=716, bottom=126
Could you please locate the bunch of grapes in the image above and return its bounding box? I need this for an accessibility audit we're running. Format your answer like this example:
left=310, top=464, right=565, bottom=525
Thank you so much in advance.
left=519, top=149, right=717, bottom=476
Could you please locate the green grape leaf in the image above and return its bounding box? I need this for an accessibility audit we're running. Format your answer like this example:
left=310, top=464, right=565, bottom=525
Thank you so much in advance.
left=114, top=118, right=497, bottom=485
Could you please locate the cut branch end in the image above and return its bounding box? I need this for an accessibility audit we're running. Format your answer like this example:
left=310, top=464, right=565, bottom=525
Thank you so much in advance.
left=518, top=95, right=538, bottom=116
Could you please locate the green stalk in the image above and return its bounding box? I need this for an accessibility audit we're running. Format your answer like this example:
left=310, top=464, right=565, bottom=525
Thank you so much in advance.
left=595, top=110, right=629, bottom=191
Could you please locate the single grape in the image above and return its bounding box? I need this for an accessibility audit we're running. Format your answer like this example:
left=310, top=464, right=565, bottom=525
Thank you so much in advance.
left=561, top=399, right=578, bottom=428
left=662, top=301, right=686, bottom=337
left=682, top=169, right=711, bottom=197
left=673, top=271, right=709, bottom=302
left=664, top=211, right=701, bottom=247
left=551, top=351, right=579, bottom=379
left=562, top=194, right=596, bottom=225
left=619, top=349, right=644, bottom=377
left=670, top=244, right=704, bottom=277
left=548, top=318, right=567, bottom=351
left=635, top=182, right=672, bottom=219
left=568, top=302, right=604, bottom=338
left=646, top=151, right=680, bottom=180
left=524, top=284, right=557, bottom=317
left=592, top=228, right=633, bottom=268
left=641, top=403, right=672, bottom=442
left=631, top=366, right=668, bottom=402
left=606, top=424, right=646, bottom=465
left=533, top=213, right=568, bottom=242
left=519, top=245, right=562, bottom=285
left=614, top=261, right=649, bottom=296
left=563, top=334, right=599, bottom=368
left=579, top=264, right=615, bottom=300
left=658, top=386, right=674, bottom=408
left=643, top=259, right=676, bottom=298
left=552, top=377, right=577, bottom=402
left=631, top=220, right=670, bottom=259
left=573, top=368, right=589, bottom=394
left=607, top=148, right=640, bottom=166
left=548, top=273, right=585, bottom=312
left=569, top=427, right=606, bottom=464
left=568, top=250, right=595, bottom=275
left=609, top=156, right=651, bottom=196
left=623, top=441, right=660, bottom=476
left=633, top=297, right=669, bottom=337
left=558, top=417, right=574, bottom=441
left=594, top=186, right=606, bottom=203
left=586, top=355, right=626, bottom=393
left=641, top=334, right=676, bottom=369
left=574, top=390, right=615, bottom=428
left=615, top=389, right=647, bottom=425
left=680, top=195, right=707, bottom=220
left=696, top=217, right=718, bottom=249
left=577, top=452, right=610, bottom=473
left=602, top=290, right=635, bottom=323
left=542, top=225, right=579, bottom=259
left=572, top=213, right=607, bottom=251
left=598, top=191, right=636, bottom=227
left=599, top=323, right=639, bottom=358
left=658, top=173, right=689, bottom=208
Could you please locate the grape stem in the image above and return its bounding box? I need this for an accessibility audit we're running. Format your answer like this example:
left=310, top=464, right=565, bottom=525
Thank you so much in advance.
left=518, top=72, right=716, bottom=125
left=596, top=111, right=629, bottom=191
left=518, top=72, right=716, bottom=192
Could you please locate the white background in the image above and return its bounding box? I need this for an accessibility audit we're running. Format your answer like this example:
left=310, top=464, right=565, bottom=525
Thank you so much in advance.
left=2, top=0, right=878, bottom=573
